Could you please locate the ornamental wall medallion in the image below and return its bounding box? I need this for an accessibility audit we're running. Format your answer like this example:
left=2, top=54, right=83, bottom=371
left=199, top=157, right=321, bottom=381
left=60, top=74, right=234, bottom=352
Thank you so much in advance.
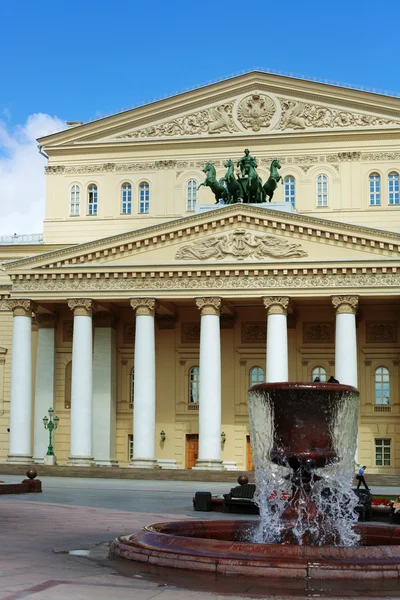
left=303, top=322, right=334, bottom=343
left=123, top=323, right=135, bottom=344
left=62, top=321, right=73, bottom=343
left=242, top=323, right=266, bottom=343
left=181, top=323, right=200, bottom=343
left=366, top=322, right=398, bottom=343
left=175, top=229, right=308, bottom=261
left=236, top=94, right=276, bottom=131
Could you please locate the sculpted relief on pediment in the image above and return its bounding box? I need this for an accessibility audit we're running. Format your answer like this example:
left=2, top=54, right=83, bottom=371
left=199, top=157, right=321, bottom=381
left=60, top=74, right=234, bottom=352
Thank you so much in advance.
left=116, top=92, right=400, bottom=140
left=175, top=228, right=308, bottom=261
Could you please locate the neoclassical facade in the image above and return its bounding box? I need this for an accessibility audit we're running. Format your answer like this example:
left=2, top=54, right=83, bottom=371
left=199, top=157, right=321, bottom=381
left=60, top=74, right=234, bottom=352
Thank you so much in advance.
left=1, top=71, right=400, bottom=471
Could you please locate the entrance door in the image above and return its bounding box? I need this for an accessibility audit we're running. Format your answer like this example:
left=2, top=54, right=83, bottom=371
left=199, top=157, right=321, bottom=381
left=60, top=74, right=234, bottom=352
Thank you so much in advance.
left=246, top=435, right=254, bottom=471
left=186, top=434, right=199, bottom=469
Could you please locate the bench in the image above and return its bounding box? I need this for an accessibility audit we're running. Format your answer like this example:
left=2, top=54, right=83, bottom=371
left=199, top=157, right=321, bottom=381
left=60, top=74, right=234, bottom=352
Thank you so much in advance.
left=223, top=483, right=258, bottom=514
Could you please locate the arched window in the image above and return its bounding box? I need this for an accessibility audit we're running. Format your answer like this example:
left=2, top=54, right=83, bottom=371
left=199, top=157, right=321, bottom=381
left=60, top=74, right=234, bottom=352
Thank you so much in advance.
left=388, top=172, right=399, bottom=205
left=121, top=183, right=132, bottom=214
left=311, top=366, right=327, bottom=382
left=249, top=366, right=264, bottom=387
left=186, top=179, right=197, bottom=211
left=129, top=368, right=134, bottom=408
left=189, top=366, right=200, bottom=403
left=375, top=367, right=390, bottom=404
left=369, top=173, right=381, bottom=206
left=316, top=174, right=328, bottom=206
left=88, top=184, right=98, bottom=215
left=70, top=184, right=80, bottom=216
left=65, top=361, right=72, bottom=409
left=139, top=182, right=150, bottom=214
left=284, top=176, right=295, bottom=207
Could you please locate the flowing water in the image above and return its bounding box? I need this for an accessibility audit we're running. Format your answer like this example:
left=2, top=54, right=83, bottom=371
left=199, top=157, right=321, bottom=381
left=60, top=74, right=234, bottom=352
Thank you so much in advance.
left=248, top=385, right=360, bottom=546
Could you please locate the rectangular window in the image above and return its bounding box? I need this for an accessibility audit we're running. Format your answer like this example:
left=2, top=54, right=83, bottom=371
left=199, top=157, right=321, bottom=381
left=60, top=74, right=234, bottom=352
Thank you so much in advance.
left=317, top=177, right=328, bottom=207
left=369, top=176, right=381, bottom=206
left=139, top=184, right=149, bottom=214
left=122, top=186, right=132, bottom=214
left=128, top=434, right=134, bottom=462
left=375, top=438, right=391, bottom=466
left=88, top=187, right=98, bottom=215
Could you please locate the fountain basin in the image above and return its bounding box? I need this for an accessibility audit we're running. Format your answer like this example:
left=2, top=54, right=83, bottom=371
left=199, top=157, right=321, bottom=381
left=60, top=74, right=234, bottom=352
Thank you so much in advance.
left=110, top=520, right=400, bottom=579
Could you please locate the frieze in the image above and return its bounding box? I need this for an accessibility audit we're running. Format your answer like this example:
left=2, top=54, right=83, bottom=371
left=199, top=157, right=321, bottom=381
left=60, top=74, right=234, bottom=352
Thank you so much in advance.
left=10, top=272, right=400, bottom=293
left=366, top=322, right=398, bottom=343
left=181, top=323, right=200, bottom=343
left=175, top=229, right=307, bottom=261
left=278, top=98, right=400, bottom=130
left=303, top=322, right=334, bottom=343
left=361, top=152, right=400, bottom=161
left=242, top=323, right=266, bottom=343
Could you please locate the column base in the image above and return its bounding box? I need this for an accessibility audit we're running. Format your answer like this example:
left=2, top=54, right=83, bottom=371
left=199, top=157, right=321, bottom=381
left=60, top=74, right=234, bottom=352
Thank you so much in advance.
left=94, top=459, right=119, bottom=467
left=129, top=458, right=158, bottom=469
left=157, top=459, right=177, bottom=469
left=7, top=454, right=33, bottom=465
left=192, top=459, right=224, bottom=470
left=44, top=455, right=57, bottom=466
left=222, top=461, right=238, bottom=471
left=32, top=457, right=44, bottom=464
left=67, top=456, right=94, bottom=466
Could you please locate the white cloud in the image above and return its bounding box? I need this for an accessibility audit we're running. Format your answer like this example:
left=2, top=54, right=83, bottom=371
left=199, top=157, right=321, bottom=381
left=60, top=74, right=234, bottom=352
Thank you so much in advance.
left=0, top=114, right=66, bottom=236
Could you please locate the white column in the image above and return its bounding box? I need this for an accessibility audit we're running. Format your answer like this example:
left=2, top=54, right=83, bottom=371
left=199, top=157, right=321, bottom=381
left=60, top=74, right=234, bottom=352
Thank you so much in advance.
left=67, top=299, right=94, bottom=466
left=193, top=297, right=223, bottom=470
left=263, top=297, right=289, bottom=382
left=332, top=296, right=359, bottom=388
left=6, top=300, right=35, bottom=464
left=33, top=313, right=57, bottom=464
left=129, top=298, right=157, bottom=468
left=93, top=313, right=118, bottom=467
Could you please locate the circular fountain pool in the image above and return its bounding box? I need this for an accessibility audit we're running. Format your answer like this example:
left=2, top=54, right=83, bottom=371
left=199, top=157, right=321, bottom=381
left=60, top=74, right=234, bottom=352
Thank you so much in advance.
left=110, top=519, right=400, bottom=579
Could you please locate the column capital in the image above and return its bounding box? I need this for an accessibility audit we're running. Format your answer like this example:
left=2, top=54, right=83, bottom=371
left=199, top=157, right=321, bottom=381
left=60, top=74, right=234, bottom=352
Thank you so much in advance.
left=67, top=299, right=94, bottom=317
left=130, top=298, right=156, bottom=316
left=262, top=296, right=289, bottom=316
left=331, top=295, right=359, bottom=315
left=5, top=300, right=36, bottom=317
left=195, top=297, right=221, bottom=316
left=94, top=311, right=117, bottom=328
left=35, top=313, right=58, bottom=329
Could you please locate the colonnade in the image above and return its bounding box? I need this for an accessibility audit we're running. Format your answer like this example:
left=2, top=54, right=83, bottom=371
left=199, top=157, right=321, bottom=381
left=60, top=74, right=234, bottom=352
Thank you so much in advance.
left=5, top=295, right=359, bottom=468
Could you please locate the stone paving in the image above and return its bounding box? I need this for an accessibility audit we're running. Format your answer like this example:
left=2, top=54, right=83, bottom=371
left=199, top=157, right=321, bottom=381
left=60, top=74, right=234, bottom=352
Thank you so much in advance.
left=0, top=475, right=400, bottom=599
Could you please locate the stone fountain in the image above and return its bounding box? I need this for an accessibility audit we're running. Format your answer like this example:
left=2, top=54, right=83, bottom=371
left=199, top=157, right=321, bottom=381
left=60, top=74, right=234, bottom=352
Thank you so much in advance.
left=110, top=383, right=400, bottom=579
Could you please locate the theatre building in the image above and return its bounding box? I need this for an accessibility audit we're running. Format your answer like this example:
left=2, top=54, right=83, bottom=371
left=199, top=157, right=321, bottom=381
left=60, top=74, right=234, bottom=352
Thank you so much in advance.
left=1, top=71, right=400, bottom=472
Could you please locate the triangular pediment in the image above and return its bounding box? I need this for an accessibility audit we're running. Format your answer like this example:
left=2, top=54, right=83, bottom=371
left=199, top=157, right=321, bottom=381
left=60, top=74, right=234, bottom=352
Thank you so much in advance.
left=38, top=72, right=400, bottom=150
left=5, top=205, right=400, bottom=274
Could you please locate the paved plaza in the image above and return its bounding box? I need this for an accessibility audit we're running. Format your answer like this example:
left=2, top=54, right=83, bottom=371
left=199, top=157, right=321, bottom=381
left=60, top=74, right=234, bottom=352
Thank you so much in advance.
left=0, top=475, right=400, bottom=599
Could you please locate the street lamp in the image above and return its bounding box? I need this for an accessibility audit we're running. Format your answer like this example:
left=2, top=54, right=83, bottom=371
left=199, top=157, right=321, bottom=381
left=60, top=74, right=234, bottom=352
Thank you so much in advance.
left=43, top=407, right=59, bottom=457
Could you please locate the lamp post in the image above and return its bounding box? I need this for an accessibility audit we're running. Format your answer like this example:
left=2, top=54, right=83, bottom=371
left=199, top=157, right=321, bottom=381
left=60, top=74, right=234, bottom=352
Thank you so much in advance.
left=43, top=408, right=59, bottom=460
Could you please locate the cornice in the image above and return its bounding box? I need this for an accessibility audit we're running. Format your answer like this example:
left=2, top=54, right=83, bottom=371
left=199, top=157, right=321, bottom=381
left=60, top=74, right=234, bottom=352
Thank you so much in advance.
left=6, top=205, right=400, bottom=273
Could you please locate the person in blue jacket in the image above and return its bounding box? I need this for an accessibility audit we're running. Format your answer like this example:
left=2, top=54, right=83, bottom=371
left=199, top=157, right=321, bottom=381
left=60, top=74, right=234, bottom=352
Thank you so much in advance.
left=356, top=465, right=369, bottom=490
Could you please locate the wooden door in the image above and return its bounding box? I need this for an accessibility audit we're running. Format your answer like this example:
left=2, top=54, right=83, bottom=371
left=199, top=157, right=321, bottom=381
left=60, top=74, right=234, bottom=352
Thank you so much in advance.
left=186, top=434, right=199, bottom=469
left=247, top=435, right=254, bottom=471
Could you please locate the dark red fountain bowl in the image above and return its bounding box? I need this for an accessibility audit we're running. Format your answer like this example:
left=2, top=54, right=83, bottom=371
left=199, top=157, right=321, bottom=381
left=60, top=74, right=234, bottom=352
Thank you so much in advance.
left=248, top=382, right=359, bottom=470
left=110, top=519, right=400, bottom=579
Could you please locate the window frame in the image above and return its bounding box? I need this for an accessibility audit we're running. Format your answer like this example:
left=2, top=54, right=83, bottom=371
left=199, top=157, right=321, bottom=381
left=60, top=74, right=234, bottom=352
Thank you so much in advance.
left=316, top=174, right=328, bottom=207
left=374, top=366, right=390, bottom=405
left=311, top=365, right=327, bottom=382
left=375, top=438, right=391, bottom=467
left=188, top=365, right=200, bottom=404
left=388, top=171, right=400, bottom=206
left=87, top=184, right=98, bottom=215
left=70, top=184, right=81, bottom=216
left=249, top=366, right=265, bottom=387
left=129, top=367, right=134, bottom=409
left=128, top=434, right=134, bottom=462
left=284, top=175, right=295, bottom=208
left=139, top=181, right=150, bottom=214
left=369, top=172, right=381, bottom=206
left=186, top=179, right=198, bottom=211
left=121, top=182, right=132, bottom=215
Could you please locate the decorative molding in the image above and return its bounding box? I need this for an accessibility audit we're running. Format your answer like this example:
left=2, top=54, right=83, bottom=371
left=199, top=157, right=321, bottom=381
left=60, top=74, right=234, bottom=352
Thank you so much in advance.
left=129, top=298, right=156, bottom=316
left=366, top=322, right=398, bottom=343
left=5, top=299, right=36, bottom=317
left=263, top=296, right=289, bottom=315
left=181, top=323, right=200, bottom=343
left=35, top=313, right=57, bottom=329
left=195, top=297, right=221, bottom=316
left=331, top=295, right=359, bottom=315
left=242, top=323, right=266, bottom=343
left=157, top=315, right=177, bottom=330
left=361, top=152, right=400, bottom=161
left=176, top=228, right=307, bottom=261
left=67, top=298, right=94, bottom=317
left=303, top=322, right=334, bottom=343
left=278, top=98, right=400, bottom=131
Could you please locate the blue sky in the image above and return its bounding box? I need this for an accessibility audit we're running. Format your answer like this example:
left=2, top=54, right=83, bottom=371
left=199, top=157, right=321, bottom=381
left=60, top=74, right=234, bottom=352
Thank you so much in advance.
left=1, top=0, right=400, bottom=234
